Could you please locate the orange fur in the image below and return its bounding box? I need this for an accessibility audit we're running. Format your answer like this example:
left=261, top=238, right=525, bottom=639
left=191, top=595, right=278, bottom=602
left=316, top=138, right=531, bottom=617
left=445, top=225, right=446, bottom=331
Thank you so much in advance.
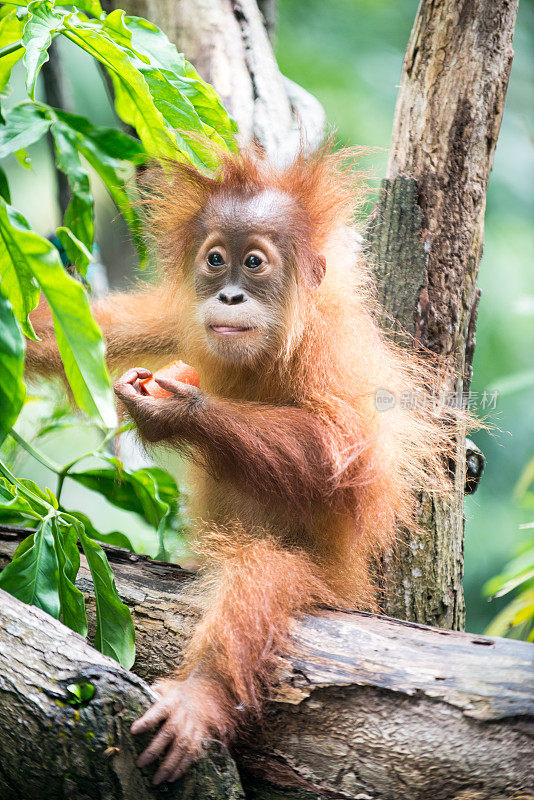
left=28, top=142, right=465, bottom=778
left=180, top=527, right=335, bottom=719
left=138, top=143, right=461, bottom=606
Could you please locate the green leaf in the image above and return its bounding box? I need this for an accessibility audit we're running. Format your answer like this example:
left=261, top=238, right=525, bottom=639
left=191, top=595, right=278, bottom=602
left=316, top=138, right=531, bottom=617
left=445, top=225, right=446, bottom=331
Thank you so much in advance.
left=505, top=540, right=534, bottom=571
left=69, top=458, right=177, bottom=528
left=0, top=516, right=60, bottom=618
left=0, top=164, right=11, bottom=202
left=124, top=14, right=237, bottom=153
left=66, top=681, right=95, bottom=705
left=56, top=226, right=92, bottom=276
left=0, top=476, right=42, bottom=520
left=47, top=106, right=146, bottom=263
left=72, top=0, right=103, bottom=18
left=50, top=106, right=144, bottom=162
left=0, top=468, right=53, bottom=518
left=63, top=11, right=179, bottom=161
left=75, top=520, right=135, bottom=667
left=14, top=146, right=31, bottom=168
left=0, top=8, right=25, bottom=94
left=52, top=519, right=88, bottom=635
left=485, top=590, right=534, bottom=637
left=0, top=199, right=117, bottom=427
left=22, top=1, right=69, bottom=99
left=0, top=103, right=50, bottom=159
left=486, top=568, right=534, bottom=599
left=512, top=592, right=534, bottom=626
left=12, top=531, right=37, bottom=559
left=0, top=285, right=25, bottom=445
left=1, top=103, right=142, bottom=265
left=79, top=147, right=146, bottom=264
left=65, top=509, right=135, bottom=551
left=0, top=199, right=40, bottom=340
left=141, top=466, right=181, bottom=507
left=62, top=9, right=236, bottom=168
left=49, top=120, right=94, bottom=254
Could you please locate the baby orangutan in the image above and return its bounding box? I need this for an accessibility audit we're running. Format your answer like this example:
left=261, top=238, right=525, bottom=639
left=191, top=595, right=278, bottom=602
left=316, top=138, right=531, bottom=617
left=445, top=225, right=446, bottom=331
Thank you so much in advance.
left=27, top=144, right=456, bottom=784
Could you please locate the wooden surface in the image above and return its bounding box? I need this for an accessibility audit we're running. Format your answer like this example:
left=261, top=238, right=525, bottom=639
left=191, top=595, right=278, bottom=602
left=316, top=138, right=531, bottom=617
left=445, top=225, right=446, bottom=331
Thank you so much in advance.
left=0, top=585, right=244, bottom=800
left=2, top=531, right=533, bottom=800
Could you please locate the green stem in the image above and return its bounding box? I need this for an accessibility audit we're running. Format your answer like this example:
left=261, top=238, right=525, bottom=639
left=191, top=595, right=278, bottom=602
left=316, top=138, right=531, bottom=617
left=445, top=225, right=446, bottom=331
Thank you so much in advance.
left=59, top=425, right=120, bottom=475
left=0, top=457, right=52, bottom=515
left=0, top=40, right=23, bottom=59
left=9, top=429, right=61, bottom=474
left=56, top=471, right=67, bottom=504
left=155, top=517, right=168, bottom=562
left=9, top=422, right=129, bottom=506
left=55, top=424, right=127, bottom=504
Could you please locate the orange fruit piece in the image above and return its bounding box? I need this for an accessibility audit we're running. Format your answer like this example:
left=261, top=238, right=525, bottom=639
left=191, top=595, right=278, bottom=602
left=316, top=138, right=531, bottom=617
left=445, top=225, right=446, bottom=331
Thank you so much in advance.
left=139, top=360, right=200, bottom=398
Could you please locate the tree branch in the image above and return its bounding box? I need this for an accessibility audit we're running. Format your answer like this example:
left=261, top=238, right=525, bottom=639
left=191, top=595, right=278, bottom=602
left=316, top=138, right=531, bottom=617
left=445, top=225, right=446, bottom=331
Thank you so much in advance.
left=0, top=585, right=243, bottom=800
left=41, top=40, right=72, bottom=221
left=1, top=531, right=532, bottom=800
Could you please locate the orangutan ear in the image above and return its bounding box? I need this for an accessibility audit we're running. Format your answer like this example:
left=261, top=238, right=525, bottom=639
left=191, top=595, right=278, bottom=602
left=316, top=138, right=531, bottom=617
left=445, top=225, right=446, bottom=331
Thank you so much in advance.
left=306, top=253, right=327, bottom=289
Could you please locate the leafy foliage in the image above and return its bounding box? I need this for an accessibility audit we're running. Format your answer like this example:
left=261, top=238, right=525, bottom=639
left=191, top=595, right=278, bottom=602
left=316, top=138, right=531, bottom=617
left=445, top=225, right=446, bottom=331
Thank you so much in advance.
left=65, top=681, right=96, bottom=706
left=76, top=518, right=135, bottom=665
left=0, top=197, right=117, bottom=426
left=0, top=417, right=188, bottom=666
left=0, top=286, right=25, bottom=444
left=0, top=0, right=236, bottom=665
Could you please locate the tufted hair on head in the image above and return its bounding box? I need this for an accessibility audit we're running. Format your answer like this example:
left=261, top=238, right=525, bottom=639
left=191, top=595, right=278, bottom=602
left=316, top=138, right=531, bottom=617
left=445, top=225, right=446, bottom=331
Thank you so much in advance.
left=139, top=138, right=370, bottom=288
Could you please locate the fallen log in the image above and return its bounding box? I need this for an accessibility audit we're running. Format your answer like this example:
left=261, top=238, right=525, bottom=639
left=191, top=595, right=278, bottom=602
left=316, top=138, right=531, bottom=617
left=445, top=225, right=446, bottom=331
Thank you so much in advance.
left=1, top=530, right=533, bottom=800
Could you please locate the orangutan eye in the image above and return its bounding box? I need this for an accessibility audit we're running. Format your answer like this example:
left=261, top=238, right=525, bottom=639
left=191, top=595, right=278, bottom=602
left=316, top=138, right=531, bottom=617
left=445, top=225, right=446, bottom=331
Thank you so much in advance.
left=207, top=252, right=225, bottom=267
left=244, top=254, right=263, bottom=270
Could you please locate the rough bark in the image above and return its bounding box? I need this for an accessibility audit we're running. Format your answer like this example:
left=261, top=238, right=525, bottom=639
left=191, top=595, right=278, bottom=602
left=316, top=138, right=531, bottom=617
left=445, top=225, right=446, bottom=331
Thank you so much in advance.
left=368, top=0, right=518, bottom=628
left=0, top=587, right=244, bottom=800
left=101, top=0, right=325, bottom=163
left=1, top=532, right=533, bottom=800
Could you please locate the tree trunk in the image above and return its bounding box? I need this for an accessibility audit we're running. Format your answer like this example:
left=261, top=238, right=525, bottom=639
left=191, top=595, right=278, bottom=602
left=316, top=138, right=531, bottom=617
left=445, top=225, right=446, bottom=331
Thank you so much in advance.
left=256, top=0, right=278, bottom=43
left=41, top=41, right=71, bottom=220
left=101, top=0, right=325, bottom=162
left=1, top=533, right=533, bottom=800
left=368, top=0, right=518, bottom=628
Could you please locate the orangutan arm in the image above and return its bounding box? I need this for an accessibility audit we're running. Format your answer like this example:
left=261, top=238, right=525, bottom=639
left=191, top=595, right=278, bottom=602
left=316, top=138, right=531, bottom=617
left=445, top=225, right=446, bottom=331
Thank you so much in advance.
left=113, top=367, right=359, bottom=512
left=25, top=287, right=182, bottom=379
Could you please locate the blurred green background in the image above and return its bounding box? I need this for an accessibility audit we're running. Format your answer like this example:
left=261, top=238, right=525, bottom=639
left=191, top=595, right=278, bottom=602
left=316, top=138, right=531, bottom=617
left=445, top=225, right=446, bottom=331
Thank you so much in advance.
left=3, top=0, right=533, bottom=631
